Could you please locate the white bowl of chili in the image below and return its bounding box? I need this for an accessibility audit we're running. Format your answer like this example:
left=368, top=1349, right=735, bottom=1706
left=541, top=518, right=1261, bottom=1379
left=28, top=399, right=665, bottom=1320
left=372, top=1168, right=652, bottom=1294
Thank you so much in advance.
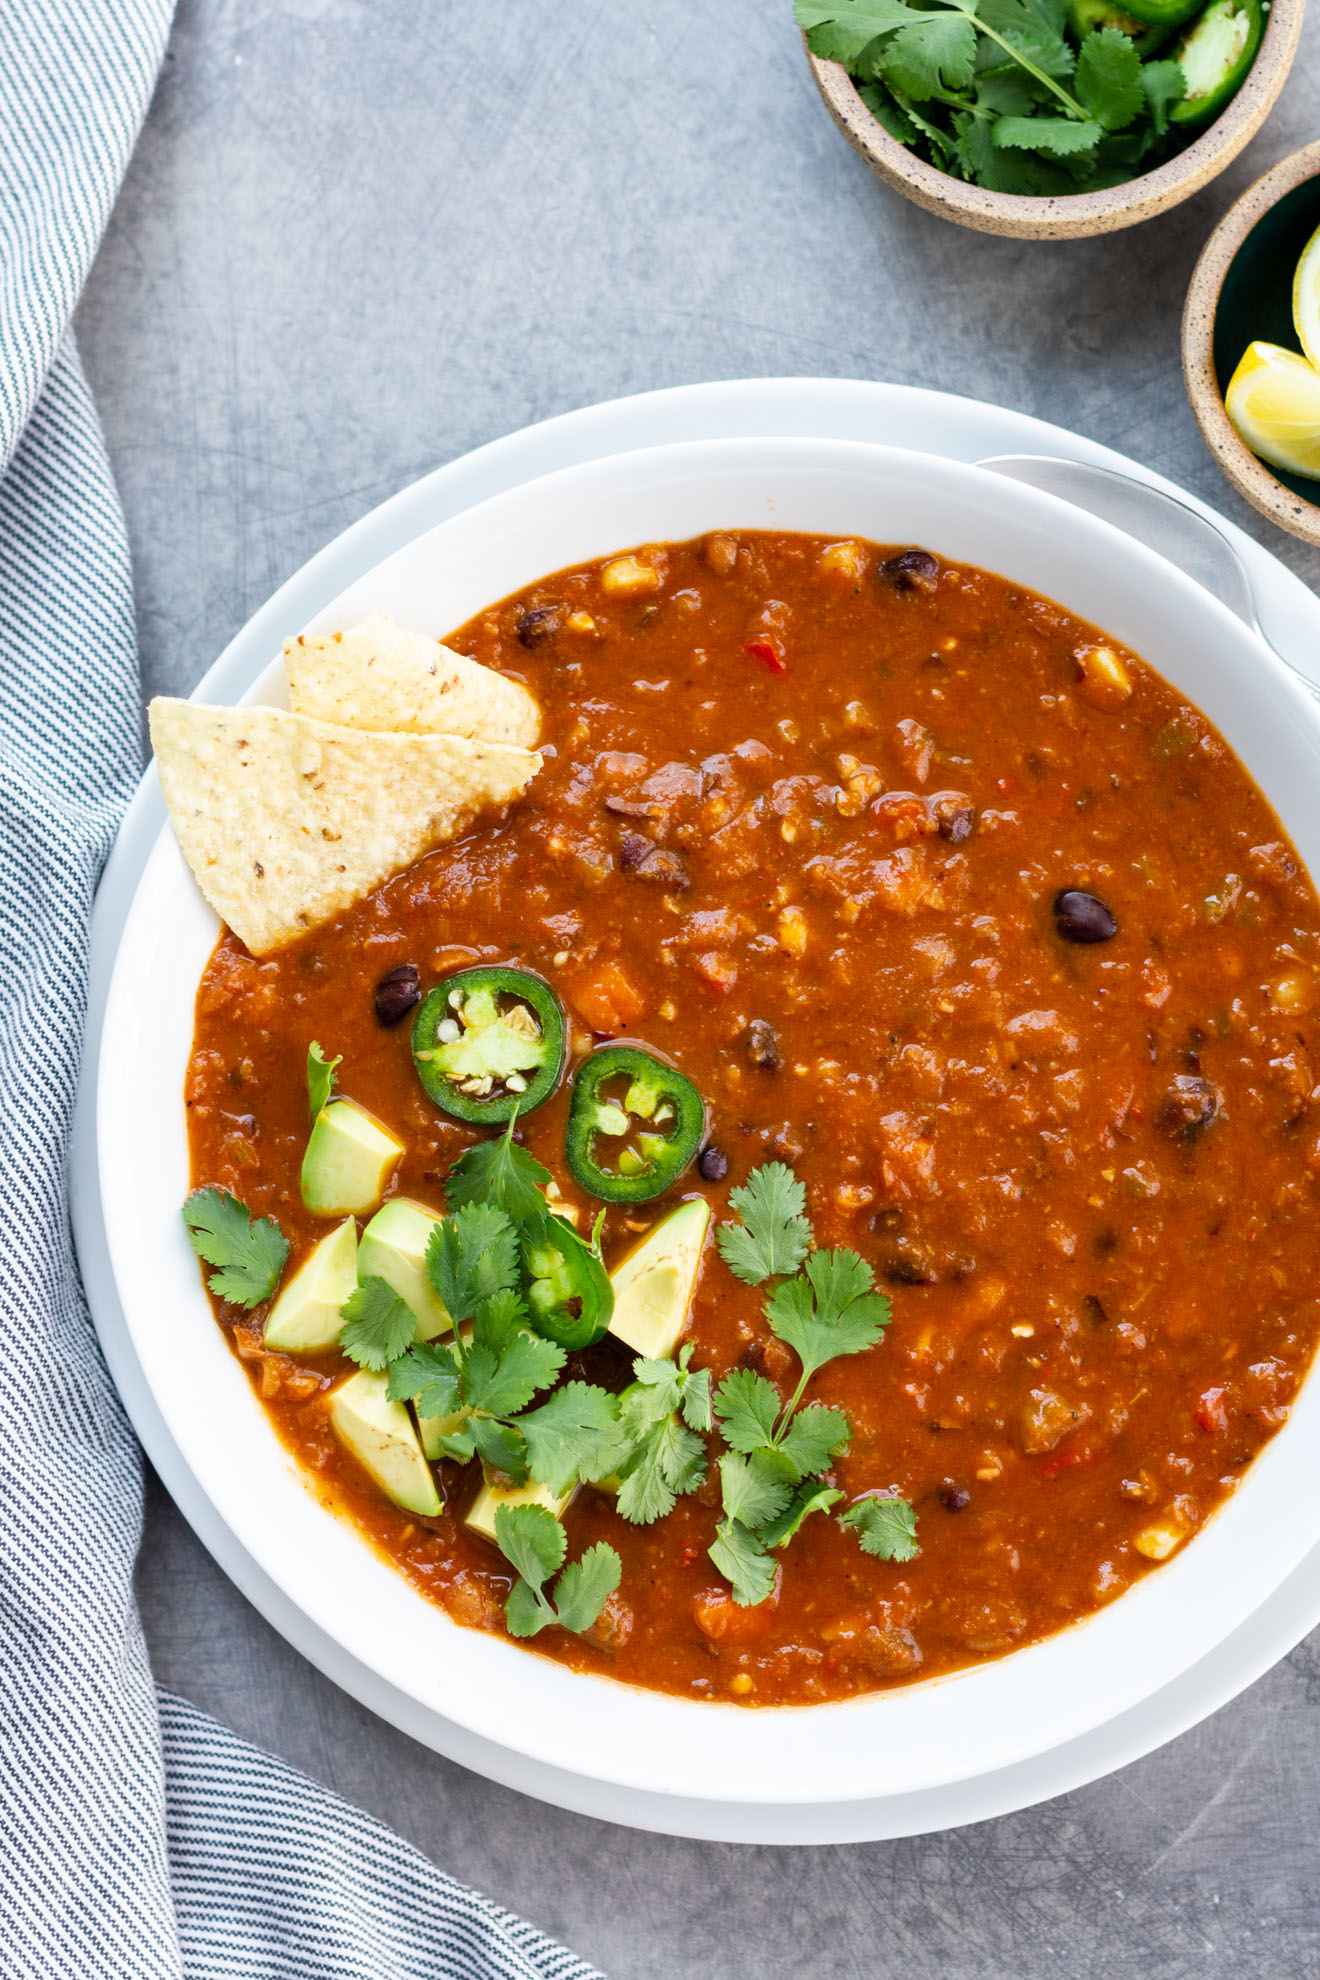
left=99, top=435, right=1320, bottom=1808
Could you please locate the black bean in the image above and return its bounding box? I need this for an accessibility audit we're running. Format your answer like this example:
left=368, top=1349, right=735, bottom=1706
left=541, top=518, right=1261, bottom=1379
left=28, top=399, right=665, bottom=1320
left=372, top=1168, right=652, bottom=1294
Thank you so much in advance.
left=938, top=1481, right=970, bottom=1513
left=374, top=962, right=421, bottom=1027
left=698, top=1144, right=729, bottom=1182
left=885, top=1248, right=935, bottom=1286
left=1053, top=888, right=1117, bottom=944
left=745, top=1018, right=780, bottom=1071
left=616, top=832, right=653, bottom=872
left=516, top=605, right=561, bottom=648
left=930, top=791, right=975, bottom=843
left=1081, top=1293, right=1108, bottom=1327
left=880, top=548, right=940, bottom=594
left=1156, top=1073, right=1220, bottom=1143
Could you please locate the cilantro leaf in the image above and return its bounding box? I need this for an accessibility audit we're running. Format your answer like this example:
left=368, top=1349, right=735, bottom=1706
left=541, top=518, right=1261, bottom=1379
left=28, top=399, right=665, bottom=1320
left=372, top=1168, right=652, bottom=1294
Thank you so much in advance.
left=993, top=113, right=1103, bottom=153
left=461, top=1328, right=564, bottom=1419
left=306, top=1041, right=340, bottom=1120
left=713, top=1367, right=781, bottom=1453
left=857, top=78, right=919, bottom=143
left=778, top=1404, right=851, bottom=1479
left=795, top=0, right=918, bottom=62
left=977, top=0, right=1074, bottom=78
left=426, top=1204, right=519, bottom=1324
left=183, top=1187, right=289, bottom=1310
left=551, top=1541, right=622, bottom=1634
left=504, top=1577, right=556, bottom=1637
left=615, top=1413, right=707, bottom=1524
left=761, top=1482, right=845, bottom=1549
left=386, top=1340, right=461, bottom=1417
left=719, top=1447, right=799, bottom=1532
left=1075, top=26, right=1143, bottom=130
left=709, top=1519, right=777, bottom=1607
left=471, top=1285, right=528, bottom=1355
left=716, top=1163, right=813, bottom=1286
left=840, top=1494, right=920, bottom=1561
left=520, top=1382, right=624, bottom=1494
left=470, top=1414, right=527, bottom=1480
left=877, top=10, right=977, bottom=98
left=338, top=1276, right=418, bottom=1371
left=765, top=1248, right=890, bottom=1382
left=493, top=1500, right=564, bottom=1591
left=444, top=1121, right=552, bottom=1222
left=625, top=1346, right=713, bottom=1434
left=1140, top=57, right=1184, bottom=134
left=439, top=1425, right=477, bottom=1464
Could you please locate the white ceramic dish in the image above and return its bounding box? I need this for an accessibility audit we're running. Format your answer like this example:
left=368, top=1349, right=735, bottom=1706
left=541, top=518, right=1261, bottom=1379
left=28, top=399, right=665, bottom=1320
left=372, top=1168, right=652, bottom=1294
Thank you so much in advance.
left=96, top=429, right=1320, bottom=1813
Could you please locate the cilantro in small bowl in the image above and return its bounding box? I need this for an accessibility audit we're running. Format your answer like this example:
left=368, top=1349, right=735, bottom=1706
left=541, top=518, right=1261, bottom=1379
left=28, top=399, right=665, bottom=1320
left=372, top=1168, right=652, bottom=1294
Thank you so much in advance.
left=797, top=0, right=1296, bottom=237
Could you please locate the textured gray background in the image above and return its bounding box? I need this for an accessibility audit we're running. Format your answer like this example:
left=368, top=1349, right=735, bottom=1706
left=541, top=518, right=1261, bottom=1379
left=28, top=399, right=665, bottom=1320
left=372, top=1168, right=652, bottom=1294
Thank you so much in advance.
left=77, top=1, right=1320, bottom=1973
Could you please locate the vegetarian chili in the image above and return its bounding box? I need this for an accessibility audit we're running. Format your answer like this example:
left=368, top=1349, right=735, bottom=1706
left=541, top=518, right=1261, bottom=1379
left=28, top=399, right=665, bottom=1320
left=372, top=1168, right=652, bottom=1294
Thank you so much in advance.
left=187, top=528, right=1320, bottom=1706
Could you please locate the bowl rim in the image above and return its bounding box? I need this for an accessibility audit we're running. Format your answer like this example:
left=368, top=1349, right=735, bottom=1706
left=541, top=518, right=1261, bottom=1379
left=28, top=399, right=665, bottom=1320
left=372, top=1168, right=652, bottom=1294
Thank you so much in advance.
left=805, top=0, right=1304, bottom=242
left=100, top=433, right=1320, bottom=1806
left=1182, top=136, right=1320, bottom=547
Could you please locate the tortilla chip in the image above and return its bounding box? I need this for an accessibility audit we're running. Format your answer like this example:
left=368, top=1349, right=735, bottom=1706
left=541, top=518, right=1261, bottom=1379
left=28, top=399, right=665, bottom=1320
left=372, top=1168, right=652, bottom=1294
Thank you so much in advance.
left=150, top=698, right=540, bottom=957
left=284, top=612, right=540, bottom=748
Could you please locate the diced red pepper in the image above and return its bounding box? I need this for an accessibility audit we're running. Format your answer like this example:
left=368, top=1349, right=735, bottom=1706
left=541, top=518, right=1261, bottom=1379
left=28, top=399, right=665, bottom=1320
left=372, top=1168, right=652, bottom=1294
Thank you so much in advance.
left=745, top=636, right=787, bottom=675
left=1036, top=1432, right=1100, bottom=1480
left=1196, top=1386, right=1227, bottom=1433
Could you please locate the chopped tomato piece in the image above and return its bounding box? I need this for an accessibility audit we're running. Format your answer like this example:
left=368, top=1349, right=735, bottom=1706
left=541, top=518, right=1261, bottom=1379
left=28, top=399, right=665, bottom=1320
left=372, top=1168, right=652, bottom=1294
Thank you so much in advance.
left=567, top=960, right=645, bottom=1035
left=1196, top=1386, right=1227, bottom=1433
left=1036, top=1431, right=1101, bottom=1480
left=690, top=950, right=738, bottom=996
left=692, top=1585, right=778, bottom=1642
left=745, top=636, right=787, bottom=675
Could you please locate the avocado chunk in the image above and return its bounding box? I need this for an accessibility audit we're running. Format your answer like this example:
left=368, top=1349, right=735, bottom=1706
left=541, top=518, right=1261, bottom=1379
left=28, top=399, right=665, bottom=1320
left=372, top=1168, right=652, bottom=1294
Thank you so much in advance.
left=357, top=1198, right=452, bottom=1340
left=607, top=1197, right=710, bottom=1361
left=301, top=1098, right=403, bottom=1217
left=263, top=1218, right=357, bottom=1354
left=465, top=1468, right=572, bottom=1542
left=328, top=1368, right=440, bottom=1517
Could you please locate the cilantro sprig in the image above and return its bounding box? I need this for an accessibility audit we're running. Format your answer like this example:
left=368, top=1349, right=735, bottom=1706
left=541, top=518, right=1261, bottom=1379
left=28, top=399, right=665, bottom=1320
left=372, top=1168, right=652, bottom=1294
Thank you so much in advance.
left=306, top=1040, right=340, bottom=1119
left=182, top=1186, right=288, bottom=1309
left=797, top=0, right=1192, bottom=197
left=710, top=1164, right=917, bottom=1601
left=494, top=1503, right=622, bottom=1638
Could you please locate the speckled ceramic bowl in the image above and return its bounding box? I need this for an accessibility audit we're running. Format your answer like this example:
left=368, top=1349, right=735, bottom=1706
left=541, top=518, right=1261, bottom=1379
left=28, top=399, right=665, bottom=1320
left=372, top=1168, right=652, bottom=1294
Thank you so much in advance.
left=805, top=0, right=1303, bottom=243
left=1183, top=138, right=1320, bottom=546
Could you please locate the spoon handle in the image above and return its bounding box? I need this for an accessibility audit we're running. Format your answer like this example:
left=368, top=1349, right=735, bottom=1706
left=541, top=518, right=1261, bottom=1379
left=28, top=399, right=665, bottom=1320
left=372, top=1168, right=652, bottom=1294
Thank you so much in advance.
left=978, top=453, right=1318, bottom=697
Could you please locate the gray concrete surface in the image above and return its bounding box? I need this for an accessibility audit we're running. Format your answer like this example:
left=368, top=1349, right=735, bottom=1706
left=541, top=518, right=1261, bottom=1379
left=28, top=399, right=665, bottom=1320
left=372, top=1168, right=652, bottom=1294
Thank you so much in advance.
left=77, top=1, right=1320, bottom=1973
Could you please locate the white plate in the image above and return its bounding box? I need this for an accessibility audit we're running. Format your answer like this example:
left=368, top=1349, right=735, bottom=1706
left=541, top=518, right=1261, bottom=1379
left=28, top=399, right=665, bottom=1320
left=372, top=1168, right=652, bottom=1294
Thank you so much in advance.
left=71, top=378, right=1320, bottom=1841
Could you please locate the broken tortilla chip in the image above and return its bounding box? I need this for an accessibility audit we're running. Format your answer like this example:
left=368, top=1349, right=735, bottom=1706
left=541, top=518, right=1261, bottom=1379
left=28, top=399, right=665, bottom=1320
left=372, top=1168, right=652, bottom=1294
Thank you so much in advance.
left=283, top=611, right=540, bottom=748
left=150, top=698, right=540, bottom=957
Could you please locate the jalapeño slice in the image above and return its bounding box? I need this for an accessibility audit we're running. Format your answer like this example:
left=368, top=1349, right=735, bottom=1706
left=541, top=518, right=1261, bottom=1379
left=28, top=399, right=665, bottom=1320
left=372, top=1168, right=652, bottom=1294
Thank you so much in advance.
left=566, top=1045, right=705, bottom=1204
left=521, top=1212, right=614, bottom=1350
left=412, top=966, right=565, bottom=1124
left=1169, top=0, right=1262, bottom=127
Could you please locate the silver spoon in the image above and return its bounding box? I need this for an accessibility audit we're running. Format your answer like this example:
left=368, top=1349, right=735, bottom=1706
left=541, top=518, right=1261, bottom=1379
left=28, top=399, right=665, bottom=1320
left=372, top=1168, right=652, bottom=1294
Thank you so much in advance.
left=977, top=452, right=1291, bottom=669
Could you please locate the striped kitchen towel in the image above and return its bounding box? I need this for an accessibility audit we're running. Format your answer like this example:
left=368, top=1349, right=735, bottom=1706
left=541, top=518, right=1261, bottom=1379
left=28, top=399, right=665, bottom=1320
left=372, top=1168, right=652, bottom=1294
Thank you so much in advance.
left=0, top=7, right=599, bottom=1976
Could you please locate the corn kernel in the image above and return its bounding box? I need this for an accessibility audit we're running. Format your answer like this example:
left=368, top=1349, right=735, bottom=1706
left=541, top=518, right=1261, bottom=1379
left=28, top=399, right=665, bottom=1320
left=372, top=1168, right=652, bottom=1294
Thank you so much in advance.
left=1133, top=1518, right=1186, bottom=1562
left=818, top=539, right=866, bottom=582
left=601, top=556, right=660, bottom=597
left=1076, top=644, right=1132, bottom=710
left=777, top=906, right=809, bottom=956
left=565, top=609, right=597, bottom=634
left=1273, top=968, right=1315, bottom=1013
left=729, top=1672, right=754, bottom=1696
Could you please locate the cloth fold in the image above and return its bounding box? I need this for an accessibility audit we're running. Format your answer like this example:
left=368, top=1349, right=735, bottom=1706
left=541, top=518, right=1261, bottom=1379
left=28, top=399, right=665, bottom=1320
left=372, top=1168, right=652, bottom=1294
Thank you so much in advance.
left=0, top=7, right=600, bottom=1976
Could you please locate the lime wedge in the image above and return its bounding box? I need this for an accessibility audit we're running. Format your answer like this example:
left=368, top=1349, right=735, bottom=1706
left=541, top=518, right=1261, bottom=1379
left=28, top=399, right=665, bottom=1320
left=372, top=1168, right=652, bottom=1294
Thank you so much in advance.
left=1224, top=340, right=1320, bottom=481
left=1294, top=223, right=1320, bottom=371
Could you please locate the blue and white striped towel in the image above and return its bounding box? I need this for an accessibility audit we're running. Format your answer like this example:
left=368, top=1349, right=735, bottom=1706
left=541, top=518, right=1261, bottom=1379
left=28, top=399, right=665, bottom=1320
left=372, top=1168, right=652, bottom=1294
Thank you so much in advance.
left=0, top=8, right=600, bottom=1976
